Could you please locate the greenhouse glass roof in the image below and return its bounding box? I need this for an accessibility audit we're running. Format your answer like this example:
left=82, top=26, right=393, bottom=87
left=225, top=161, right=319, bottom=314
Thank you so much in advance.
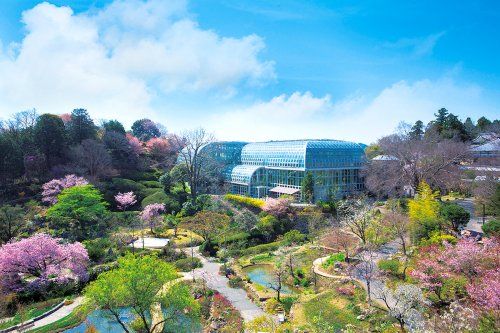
left=241, top=140, right=365, bottom=170
left=226, top=165, right=264, bottom=185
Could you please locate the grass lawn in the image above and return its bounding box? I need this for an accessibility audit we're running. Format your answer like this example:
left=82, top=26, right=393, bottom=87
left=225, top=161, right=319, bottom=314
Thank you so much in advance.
left=155, top=228, right=204, bottom=247
left=0, top=297, right=65, bottom=330
left=29, top=304, right=92, bottom=333
left=292, top=284, right=393, bottom=332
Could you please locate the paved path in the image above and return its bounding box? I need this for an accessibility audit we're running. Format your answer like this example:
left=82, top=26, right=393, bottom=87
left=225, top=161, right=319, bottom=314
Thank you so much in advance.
left=312, top=257, right=344, bottom=279
left=352, top=241, right=400, bottom=309
left=455, top=198, right=485, bottom=233
left=26, top=297, right=84, bottom=331
left=183, top=247, right=266, bottom=322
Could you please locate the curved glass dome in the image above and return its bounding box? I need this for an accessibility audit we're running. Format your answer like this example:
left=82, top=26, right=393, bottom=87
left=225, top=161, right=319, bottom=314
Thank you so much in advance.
left=241, top=140, right=365, bottom=170
left=226, top=165, right=264, bottom=185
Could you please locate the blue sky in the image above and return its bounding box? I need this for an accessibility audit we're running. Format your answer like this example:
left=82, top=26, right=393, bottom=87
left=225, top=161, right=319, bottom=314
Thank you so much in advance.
left=0, top=0, right=498, bottom=143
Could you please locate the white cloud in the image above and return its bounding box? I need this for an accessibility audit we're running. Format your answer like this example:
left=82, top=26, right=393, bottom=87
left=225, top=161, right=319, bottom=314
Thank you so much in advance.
left=383, top=31, right=446, bottom=57
left=209, top=78, right=495, bottom=143
left=0, top=0, right=274, bottom=123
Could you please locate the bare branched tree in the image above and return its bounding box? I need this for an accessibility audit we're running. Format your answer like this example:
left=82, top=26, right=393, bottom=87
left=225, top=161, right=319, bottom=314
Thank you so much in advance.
left=377, top=284, right=426, bottom=333
left=338, top=197, right=375, bottom=245
left=268, top=263, right=287, bottom=302
left=173, top=128, right=216, bottom=201
left=71, top=139, right=116, bottom=180
left=383, top=211, right=410, bottom=256
left=355, top=248, right=377, bottom=304
left=364, top=123, right=470, bottom=197
left=321, top=227, right=358, bottom=262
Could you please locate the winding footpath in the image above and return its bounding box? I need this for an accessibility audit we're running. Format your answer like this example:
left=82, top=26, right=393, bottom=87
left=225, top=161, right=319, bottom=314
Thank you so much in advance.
left=312, top=241, right=400, bottom=309
left=24, top=297, right=84, bottom=332
left=183, top=247, right=266, bottom=322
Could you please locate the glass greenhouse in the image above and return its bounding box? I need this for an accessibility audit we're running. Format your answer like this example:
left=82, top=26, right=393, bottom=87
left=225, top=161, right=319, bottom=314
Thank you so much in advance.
left=198, top=139, right=366, bottom=201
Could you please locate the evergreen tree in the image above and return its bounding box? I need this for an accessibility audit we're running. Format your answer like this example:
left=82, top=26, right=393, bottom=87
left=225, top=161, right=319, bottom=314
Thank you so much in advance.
left=434, top=108, right=449, bottom=134
left=131, top=119, right=161, bottom=141
left=442, top=113, right=470, bottom=141
left=102, top=120, right=126, bottom=135
left=477, top=116, right=492, bottom=131
left=464, top=117, right=476, bottom=138
left=301, top=172, right=314, bottom=203
left=34, top=114, right=67, bottom=167
left=410, top=120, right=424, bottom=140
left=67, top=108, right=97, bottom=144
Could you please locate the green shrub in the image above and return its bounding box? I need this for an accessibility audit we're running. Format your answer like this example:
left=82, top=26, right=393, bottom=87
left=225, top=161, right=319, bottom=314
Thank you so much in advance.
left=281, top=296, right=297, bottom=314
left=282, top=230, right=306, bottom=245
left=123, top=171, right=159, bottom=181
left=440, top=276, right=467, bottom=302
left=224, top=194, right=265, bottom=209
left=482, top=219, right=500, bottom=238
left=322, top=253, right=346, bottom=268
left=377, top=259, right=400, bottom=275
left=231, top=242, right=282, bottom=256
left=228, top=276, right=244, bottom=288
left=139, top=180, right=162, bottom=188
left=141, top=191, right=181, bottom=213
left=139, top=187, right=161, bottom=198
left=141, top=190, right=168, bottom=207
left=111, top=178, right=146, bottom=193
left=421, top=232, right=457, bottom=246
left=174, top=257, right=202, bottom=272
left=83, top=238, right=113, bottom=263
left=219, top=232, right=250, bottom=244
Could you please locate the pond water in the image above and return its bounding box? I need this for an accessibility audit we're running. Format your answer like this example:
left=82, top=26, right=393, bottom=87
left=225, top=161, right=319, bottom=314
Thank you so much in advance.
left=242, top=264, right=294, bottom=294
left=65, top=307, right=201, bottom=332
left=65, top=308, right=134, bottom=333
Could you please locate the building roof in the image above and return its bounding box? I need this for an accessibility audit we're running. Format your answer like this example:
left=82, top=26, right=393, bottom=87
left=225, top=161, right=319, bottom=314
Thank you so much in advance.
left=269, top=186, right=301, bottom=195
left=471, top=138, right=500, bottom=152
left=240, top=139, right=365, bottom=170
left=226, top=165, right=263, bottom=185
left=372, top=154, right=399, bottom=161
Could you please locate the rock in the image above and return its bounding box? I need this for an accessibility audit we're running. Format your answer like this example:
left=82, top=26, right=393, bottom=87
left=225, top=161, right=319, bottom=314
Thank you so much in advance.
left=356, top=314, right=365, bottom=320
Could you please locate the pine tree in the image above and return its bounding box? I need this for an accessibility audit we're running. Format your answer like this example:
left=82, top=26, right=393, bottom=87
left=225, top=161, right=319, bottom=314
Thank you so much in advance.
left=410, top=120, right=424, bottom=140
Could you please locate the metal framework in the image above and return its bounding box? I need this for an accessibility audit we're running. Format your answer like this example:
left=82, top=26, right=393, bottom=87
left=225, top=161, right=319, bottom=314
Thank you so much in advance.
left=180, top=139, right=366, bottom=201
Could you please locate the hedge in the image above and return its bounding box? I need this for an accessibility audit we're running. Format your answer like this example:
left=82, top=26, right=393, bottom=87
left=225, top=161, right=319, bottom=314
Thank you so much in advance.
left=224, top=194, right=265, bottom=209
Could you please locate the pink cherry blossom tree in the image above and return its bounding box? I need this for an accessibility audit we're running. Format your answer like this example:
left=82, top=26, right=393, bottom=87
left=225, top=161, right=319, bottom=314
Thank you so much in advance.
left=140, top=203, right=166, bottom=233
left=263, top=197, right=293, bottom=219
left=411, top=237, right=499, bottom=311
left=0, top=234, right=89, bottom=293
left=42, top=174, right=88, bottom=205
left=115, top=191, right=137, bottom=211
left=466, top=268, right=500, bottom=312
left=126, top=133, right=144, bottom=155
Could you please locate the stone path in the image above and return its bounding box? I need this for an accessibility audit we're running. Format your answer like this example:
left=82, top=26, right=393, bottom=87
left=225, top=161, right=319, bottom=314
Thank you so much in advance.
left=26, top=297, right=84, bottom=331
left=455, top=198, right=486, bottom=233
left=183, top=247, right=266, bottom=322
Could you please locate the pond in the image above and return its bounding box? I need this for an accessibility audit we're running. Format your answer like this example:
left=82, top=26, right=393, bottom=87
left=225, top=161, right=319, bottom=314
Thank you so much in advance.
left=65, top=308, right=134, bottom=333
left=242, top=264, right=294, bottom=294
left=65, top=307, right=201, bottom=332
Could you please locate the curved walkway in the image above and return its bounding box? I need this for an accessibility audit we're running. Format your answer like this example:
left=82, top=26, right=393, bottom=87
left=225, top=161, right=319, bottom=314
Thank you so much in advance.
left=26, top=297, right=84, bottom=332
left=312, top=241, right=401, bottom=310
left=183, top=247, right=267, bottom=322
